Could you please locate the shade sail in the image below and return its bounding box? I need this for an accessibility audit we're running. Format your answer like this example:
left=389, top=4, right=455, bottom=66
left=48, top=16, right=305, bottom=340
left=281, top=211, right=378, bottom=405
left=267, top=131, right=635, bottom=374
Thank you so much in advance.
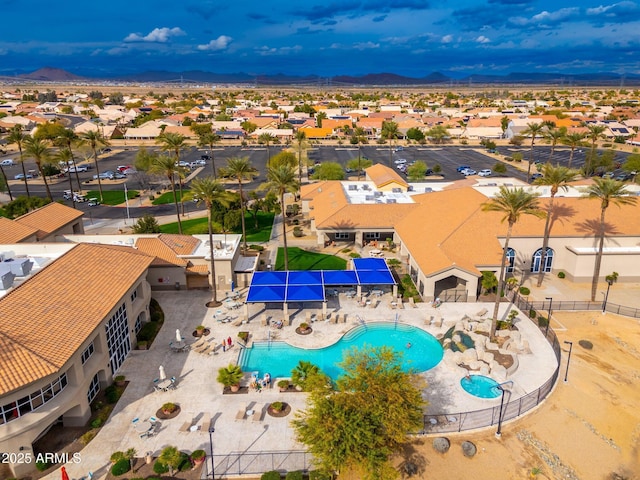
left=286, top=284, right=325, bottom=302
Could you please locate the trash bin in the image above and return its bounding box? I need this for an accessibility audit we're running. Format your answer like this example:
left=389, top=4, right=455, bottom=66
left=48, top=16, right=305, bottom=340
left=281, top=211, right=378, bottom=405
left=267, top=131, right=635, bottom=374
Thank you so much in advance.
left=175, top=282, right=180, bottom=290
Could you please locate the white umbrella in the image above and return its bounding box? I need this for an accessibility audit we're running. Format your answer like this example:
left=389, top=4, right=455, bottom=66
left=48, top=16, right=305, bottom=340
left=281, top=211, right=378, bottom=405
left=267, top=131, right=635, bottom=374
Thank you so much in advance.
left=159, top=365, right=166, bottom=381
left=176, top=329, right=182, bottom=342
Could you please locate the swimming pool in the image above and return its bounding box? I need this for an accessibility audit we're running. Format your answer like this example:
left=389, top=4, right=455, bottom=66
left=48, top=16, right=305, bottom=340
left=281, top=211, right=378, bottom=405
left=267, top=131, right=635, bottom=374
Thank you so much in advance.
left=238, top=322, right=443, bottom=379
left=460, top=375, right=501, bottom=398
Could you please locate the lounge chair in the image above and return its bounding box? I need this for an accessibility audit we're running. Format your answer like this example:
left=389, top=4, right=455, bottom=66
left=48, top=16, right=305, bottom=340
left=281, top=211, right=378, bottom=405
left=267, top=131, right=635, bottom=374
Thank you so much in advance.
left=179, top=418, right=193, bottom=433
left=476, top=308, right=488, bottom=318
left=194, top=341, right=210, bottom=354
left=235, top=403, right=247, bottom=421
left=341, top=313, right=347, bottom=323
left=252, top=404, right=263, bottom=422
left=260, top=314, right=269, bottom=326
left=231, top=317, right=243, bottom=326
left=409, top=297, right=417, bottom=308
left=191, top=337, right=206, bottom=349
left=199, top=343, right=214, bottom=355
left=305, top=312, right=311, bottom=323
left=368, top=299, right=378, bottom=309
left=388, top=301, right=396, bottom=309
left=331, top=314, right=339, bottom=324
left=199, top=413, right=211, bottom=432
left=285, top=315, right=292, bottom=326
left=397, top=298, right=404, bottom=309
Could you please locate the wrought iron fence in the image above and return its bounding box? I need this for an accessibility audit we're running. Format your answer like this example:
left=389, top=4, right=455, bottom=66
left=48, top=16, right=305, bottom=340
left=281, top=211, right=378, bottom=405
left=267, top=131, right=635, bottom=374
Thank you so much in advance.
left=203, top=450, right=314, bottom=478
left=422, top=306, right=562, bottom=434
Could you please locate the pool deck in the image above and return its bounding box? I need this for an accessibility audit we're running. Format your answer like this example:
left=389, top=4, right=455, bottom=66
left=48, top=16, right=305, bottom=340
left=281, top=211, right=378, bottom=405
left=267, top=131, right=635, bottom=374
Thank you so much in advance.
left=49, top=289, right=561, bottom=480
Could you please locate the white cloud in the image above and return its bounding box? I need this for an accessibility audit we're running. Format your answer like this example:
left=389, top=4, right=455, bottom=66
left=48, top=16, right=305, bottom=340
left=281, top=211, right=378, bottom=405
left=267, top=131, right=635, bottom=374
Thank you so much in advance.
left=510, top=7, right=579, bottom=26
left=475, top=35, right=491, bottom=44
left=353, top=41, right=380, bottom=50
left=124, top=27, right=185, bottom=43
left=197, top=35, right=233, bottom=51
left=587, top=1, right=636, bottom=15
left=256, top=45, right=302, bottom=56
left=441, top=34, right=453, bottom=43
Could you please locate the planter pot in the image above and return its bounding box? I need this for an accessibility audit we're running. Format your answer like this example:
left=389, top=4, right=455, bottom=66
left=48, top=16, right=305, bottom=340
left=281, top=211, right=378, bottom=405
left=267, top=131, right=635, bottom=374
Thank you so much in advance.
left=230, top=385, right=240, bottom=393
left=192, top=456, right=205, bottom=466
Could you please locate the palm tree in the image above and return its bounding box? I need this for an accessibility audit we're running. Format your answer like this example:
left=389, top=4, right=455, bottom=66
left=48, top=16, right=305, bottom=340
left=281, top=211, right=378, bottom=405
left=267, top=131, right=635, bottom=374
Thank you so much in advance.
left=259, top=133, right=275, bottom=166
left=55, top=147, right=77, bottom=208
left=533, top=165, right=579, bottom=287
left=522, top=122, right=545, bottom=182
left=0, top=164, right=12, bottom=201
left=545, top=126, right=566, bottom=164
left=482, top=187, right=545, bottom=338
left=157, top=132, right=187, bottom=164
left=55, top=128, right=82, bottom=192
left=7, top=126, right=30, bottom=197
left=150, top=154, right=183, bottom=234
left=381, top=121, right=399, bottom=167
left=197, top=131, right=221, bottom=178
left=581, top=178, right=637, bottom=301
left=190, top=176, right=230, bottom=307
left=225, top=156, right=258, bottom=250
left=294, top=130, right=307, bottom=187
left=262, top=164, right=299, bottom=271
left=81, top=130, right=109, bottom=203
left=585, top=124, right=607, bottom=176
left=24, top=137, right=53, bottom=201
left=562, top=132, right=586, bottom=169
left=354, top=126, right=367, bottom=180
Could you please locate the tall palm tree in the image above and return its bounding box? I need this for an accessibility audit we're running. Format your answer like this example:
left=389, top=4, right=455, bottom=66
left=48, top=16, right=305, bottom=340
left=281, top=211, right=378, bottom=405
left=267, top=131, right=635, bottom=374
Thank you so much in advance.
left=381, top=121, right=399, bottom=167
left=150, top=154, right=183, bottom=234
left=157, top=132, right=187, bottom=164
left=562, top=132, right=586, bottom=169
left=190, top=177, right=230, bottom=307
left=262, top=164, right=299, bottom=271
left=197, top=131, right=221, bottom=178
left=522, top=122, right=545, bottom=182
left=0, top=164, right=12, bottom=201
left=294, top=130, right=307, bottom=187
left=581, top=178, right=637, bottom=301
left=24, top=137, right=53, bottom=201
left=81, top=130, right=109, bottom=203
left=482, top=187, right=545, bottom=338
left=533, top=164, right=579, bottom=287
left=226, top=156, right=259, bottom=250
left=259, top=133, right=275, bottom=166
left=585, top=124, right=607, bottom=176
left=55, top=147, right=77, bottom=208
left=7, top=125, right=30, bottom=197
left=354, top=126, right=367, bottom=180
left=55, top=128, right=82, bottom=192
left=545, top=126, right=566, bottom=164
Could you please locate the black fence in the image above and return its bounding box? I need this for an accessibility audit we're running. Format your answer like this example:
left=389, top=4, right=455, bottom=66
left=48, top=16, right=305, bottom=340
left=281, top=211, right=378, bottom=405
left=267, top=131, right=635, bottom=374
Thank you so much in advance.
left=422, top=303, right=562, bottom=434
left=204, top=450, right=314, bottom=478
left=514, top=296, right=640, bottom=319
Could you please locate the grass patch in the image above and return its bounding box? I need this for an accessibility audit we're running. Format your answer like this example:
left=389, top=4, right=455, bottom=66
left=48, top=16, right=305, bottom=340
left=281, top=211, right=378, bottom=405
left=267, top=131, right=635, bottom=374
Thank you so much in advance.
left=152, top=189, right=191, bottom=205
left=160, top=211, right=274, bottom=241
left=275, top=247, right=347, bottom=271
left=87, top=189, right=138, bottom=206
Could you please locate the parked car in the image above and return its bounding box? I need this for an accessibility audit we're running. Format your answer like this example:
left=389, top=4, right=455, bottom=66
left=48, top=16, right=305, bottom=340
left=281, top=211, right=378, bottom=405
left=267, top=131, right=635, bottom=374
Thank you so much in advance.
left=394, top=158, right=407, bottom=164
left=615, top=173, right=631, bottom=181
left=462, top=168, right=477, bottom=176
left=176, top=161, right=190, bottom=167
left=93, top=170, right=115, bottom=180
left=602, top=171, right=615, bottom=179
left=200, top=155, right=211, bottom=161
left=116, top=165, right=132, bottom=173
left=478, top=169, right=492, bottom=177
left=1, top=159, right=15, bottom=166
left=394, top=146, right=404, bottom=152
left=113, top=172, right=126, bottom=179
left=530, top=173, right=544, bottom=181
left=190, top=160, right=206, bottom=168
left=102, top=148, right=112, bottom=153
left=457, top=165, right=471, bottom=173
left=87, top=198, right=100, bottom=206
left=67, top=165, right=88, bottom=173
left=14, top=173, right=33, bottom=180
left=122, top=168, right=137, bottom=175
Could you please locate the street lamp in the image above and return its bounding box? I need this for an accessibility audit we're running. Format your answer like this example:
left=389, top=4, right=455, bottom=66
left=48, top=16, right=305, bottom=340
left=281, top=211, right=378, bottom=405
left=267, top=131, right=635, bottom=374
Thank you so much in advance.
left=208, top=426, right=215, bottom=478
left=563, top=341, right=573, bottom=383
left=495, top=385, right=506, bottom=438
left=545, top=297, right=553, bottom=336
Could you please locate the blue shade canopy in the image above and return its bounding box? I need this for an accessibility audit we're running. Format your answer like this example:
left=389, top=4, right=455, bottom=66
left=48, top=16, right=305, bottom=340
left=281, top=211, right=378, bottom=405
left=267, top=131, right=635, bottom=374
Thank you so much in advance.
left=247, top=285, right=287, bottom=302
left=251, top=271, right=288, bottom=286
left=286, top=284, right=325, bottom=302
left=322, top=270, right=359, bottom=285
left=288, top=270, right=323, bottom=285
left=356, top=270, right=395, bottom=285
left=352, top=258, right=388, bottom=270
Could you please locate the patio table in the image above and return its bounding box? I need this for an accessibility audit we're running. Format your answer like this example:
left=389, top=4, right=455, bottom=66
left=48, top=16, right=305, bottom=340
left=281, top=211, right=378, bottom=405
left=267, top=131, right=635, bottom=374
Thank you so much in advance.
left=157, top=379, right=172, bottom=391
left=134, top=420, right=153, bottom=434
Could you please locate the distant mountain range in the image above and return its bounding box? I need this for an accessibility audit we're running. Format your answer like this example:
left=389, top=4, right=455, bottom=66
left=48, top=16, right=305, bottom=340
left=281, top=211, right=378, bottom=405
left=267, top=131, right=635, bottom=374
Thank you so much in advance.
left=3, top=67, right=640, bottom=86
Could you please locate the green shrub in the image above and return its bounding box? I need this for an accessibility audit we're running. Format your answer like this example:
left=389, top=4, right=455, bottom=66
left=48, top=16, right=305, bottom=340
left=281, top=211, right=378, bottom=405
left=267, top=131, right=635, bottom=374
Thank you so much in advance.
left=238, top=331, right=249, bottom=343
left=191, top=449, right=206, bottom=461
left=153, top=460, right=170, bottom=474
left=557, top=271, right=566, bottom=279
left=349, top=252, right=361, bottom=258
left=149, top=195, right=155, bottom=201
left=496, top=320, right=511, bottom=330
left=285, top=471, right=304, bottom=480
left=538, top=316, right=549, bottom=327
left=91, top=418, right=103, bottom=428
left=35, top=461, right=51, bottom=472
left=270, top=401, right=284, bottom=412
left=309, top=470, right=333, bottom=480
left=105, top=385, right=119, bottom=404
left=149, top=298, right=164, bottom=323
left=261, top=471, right=282, bottom=480
left=519, top=286, right=531, bottom=295
left=137, top=320, right=160, bottom=342
left=249, top=244, right=265, bottom=251
left=293, top=226, right=303, bottom=237
left=529, top=309, right=537, bottom=319
left=80, top=429, right=97, bottom=445
left=111, top=458, right=131, bottom=476
left=111, top=451, right=126, bottom=463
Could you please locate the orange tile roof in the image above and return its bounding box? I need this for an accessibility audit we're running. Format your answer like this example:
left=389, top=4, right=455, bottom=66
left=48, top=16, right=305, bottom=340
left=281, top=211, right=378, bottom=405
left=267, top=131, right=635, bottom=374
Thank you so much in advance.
left=15, top=203, right=84, bottom=240
left=365, top=164, right=408, bottom=189
left=298, top=127, right=333, bottom=138
left=186, top=264, right=209, bottom=274
left=0, top=243, right=154, bottom=395
left=0, top=217, right=38, bottom=244
left=135, top=238, right=188, bottom=267
left=159, top=234, right=201, bottom=255
left=316, top=203, right=417, bottom=229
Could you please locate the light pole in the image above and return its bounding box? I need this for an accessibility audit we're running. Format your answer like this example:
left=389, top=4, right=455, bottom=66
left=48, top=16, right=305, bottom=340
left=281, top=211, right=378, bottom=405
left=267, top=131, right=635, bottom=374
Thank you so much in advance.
left=495, top=385, right=506, bottom=438
left=545, top=297, right=553, bottom=336
left=563, top=341, right=573, bottom=383
left=208, top=426, right=215, bottom=478
left=602, top=277, right=614, bottom=313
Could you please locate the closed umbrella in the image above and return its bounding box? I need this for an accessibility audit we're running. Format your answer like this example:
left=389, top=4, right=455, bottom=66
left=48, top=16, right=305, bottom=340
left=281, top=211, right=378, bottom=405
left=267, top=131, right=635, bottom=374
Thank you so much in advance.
left=159, top=365, right=166, bottom=381
left=61, top=466, right=70, bottom=480
left=176, top=329, right=182, bottom=342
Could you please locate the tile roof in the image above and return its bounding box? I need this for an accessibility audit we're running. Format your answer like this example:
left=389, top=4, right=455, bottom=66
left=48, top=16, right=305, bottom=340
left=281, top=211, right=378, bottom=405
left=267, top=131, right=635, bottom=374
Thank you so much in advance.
left=135, top=238, right=188, bottom=267
left=186, top=264, right=209, bottom=274
left=15, top=203, right=84, bottom=240
left=0, top=217, right=38, bottom=244
left=0, top=243, right=154, bottom=395
left=365, top=164, right=408, bottom=189
left=158, top=234, right=201, bottom=256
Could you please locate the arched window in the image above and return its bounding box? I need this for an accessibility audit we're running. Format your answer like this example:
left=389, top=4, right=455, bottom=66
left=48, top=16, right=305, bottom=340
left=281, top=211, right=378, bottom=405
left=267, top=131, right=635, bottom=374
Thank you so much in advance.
left=531, top=248, right=554, bottom=273
left=506, top=248, right=516, bottom=273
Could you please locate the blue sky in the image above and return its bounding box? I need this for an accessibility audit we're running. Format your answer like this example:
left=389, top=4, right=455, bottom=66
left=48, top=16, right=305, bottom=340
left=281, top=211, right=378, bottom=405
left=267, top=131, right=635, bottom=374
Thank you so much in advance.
left=1, top=0, right=639, bottom=78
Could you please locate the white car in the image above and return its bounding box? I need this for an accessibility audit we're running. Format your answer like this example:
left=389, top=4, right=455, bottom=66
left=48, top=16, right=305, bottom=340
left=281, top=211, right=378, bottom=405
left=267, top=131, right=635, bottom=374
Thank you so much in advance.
left=67, top=165, right=88, bottom=173
left=394, top=158, right=407, bottom=164
left=478, top=169, right=492, bottom=177
left=1, top=159, right=15, bottom=166
left=462, top=168, right=477, bottom=176
left=176, top=161, right=190, bottom=167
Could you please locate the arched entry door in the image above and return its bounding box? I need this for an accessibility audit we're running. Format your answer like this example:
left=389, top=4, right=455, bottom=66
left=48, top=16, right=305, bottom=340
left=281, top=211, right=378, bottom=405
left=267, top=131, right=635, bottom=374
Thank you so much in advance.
left=531, top=248, right=554, bottom=273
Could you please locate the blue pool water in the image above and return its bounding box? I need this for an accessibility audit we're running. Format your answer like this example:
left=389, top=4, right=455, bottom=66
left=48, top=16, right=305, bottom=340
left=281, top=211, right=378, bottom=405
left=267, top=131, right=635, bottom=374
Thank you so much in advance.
left=239, top=322, right=443, bottom=379
left=460, top=375, right=501, bottom=398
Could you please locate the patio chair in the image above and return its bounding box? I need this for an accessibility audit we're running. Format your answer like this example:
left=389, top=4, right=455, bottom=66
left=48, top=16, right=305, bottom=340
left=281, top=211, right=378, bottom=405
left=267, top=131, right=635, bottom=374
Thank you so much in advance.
left=252, top=404, right=263, bottom=422
left=198, top=343, right=214, bottom=355
left=388, top=301, right=396, bottom=310
left=235, top=403, right=247, bottom=421
left=149, top=416, right=158, bottom=425
left=132, top=417, right=139, bottom=425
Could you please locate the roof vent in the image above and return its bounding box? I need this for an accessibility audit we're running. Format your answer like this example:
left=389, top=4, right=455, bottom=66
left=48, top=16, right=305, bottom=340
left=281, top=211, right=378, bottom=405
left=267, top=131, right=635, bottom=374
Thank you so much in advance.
left=424, top=187, right=433, bottom=193
left=392, top=188, right=401, bottom=193
left=386, top=198, right=397, bottom=204
left=374, top=191, right=383, bottom=198
left=365, top=195, right=375, bottom=201
left=348, top=185, right=357, bottom=191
